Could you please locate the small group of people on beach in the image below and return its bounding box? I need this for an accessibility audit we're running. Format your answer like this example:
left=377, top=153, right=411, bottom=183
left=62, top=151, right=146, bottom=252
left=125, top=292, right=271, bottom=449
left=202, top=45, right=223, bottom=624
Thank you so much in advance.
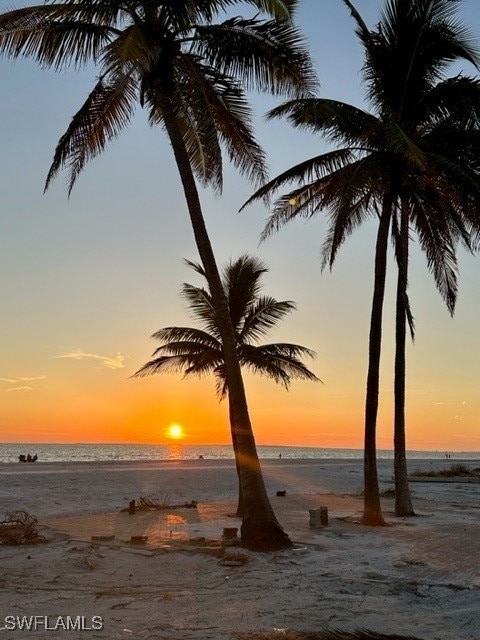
left=18, top=453, right=38, bottom=463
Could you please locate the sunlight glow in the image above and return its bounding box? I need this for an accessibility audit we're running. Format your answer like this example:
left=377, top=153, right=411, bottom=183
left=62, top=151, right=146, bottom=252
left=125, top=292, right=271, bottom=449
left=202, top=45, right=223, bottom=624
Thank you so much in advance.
left=166, top=423, right=184, bottom=440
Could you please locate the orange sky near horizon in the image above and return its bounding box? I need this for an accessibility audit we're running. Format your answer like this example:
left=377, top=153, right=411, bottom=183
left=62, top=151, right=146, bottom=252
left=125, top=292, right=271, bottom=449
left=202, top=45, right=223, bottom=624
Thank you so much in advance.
left=1, top=359, right=478, bottom=451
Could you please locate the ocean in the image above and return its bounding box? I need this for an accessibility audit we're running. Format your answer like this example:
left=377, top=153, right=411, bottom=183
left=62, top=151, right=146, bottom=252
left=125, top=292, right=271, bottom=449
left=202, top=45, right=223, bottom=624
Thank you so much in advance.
left=0, top=443, right=477, bottom=464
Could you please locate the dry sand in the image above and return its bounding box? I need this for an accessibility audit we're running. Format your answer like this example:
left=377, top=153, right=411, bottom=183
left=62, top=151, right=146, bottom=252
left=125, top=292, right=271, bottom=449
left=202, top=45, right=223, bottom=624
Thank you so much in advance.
left=1, top=457, right=479, bottom=639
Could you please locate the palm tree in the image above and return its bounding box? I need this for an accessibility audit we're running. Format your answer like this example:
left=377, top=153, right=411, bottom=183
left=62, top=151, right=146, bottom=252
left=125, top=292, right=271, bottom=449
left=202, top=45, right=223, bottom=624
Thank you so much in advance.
left=134, top=254, right=320, bottom=515
left=346, top=0, right=480, bottom=517
left=0, top=0, right=316, bottom=549
left=243, top=0, right=480, bottom=523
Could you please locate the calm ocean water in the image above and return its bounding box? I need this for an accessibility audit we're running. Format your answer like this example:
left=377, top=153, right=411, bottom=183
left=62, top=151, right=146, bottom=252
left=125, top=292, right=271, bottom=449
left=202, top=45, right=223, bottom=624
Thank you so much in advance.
left=0, top=443, right=478, bottom=464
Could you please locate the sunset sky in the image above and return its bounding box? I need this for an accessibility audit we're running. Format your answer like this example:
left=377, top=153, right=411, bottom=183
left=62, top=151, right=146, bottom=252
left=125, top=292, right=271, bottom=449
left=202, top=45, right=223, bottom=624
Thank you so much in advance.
left=1, top=0, right=479, bottom=451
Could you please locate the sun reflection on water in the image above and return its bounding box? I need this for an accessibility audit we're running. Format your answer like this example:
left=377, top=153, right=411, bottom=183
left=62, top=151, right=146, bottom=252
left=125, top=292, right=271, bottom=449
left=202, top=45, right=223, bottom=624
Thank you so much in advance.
left=167, top=444, right=183, bottom=460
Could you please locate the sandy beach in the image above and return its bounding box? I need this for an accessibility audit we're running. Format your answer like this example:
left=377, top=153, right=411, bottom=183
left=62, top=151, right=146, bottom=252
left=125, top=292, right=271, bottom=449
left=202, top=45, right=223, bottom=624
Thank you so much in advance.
left=1, top=457, right=479, bottom=639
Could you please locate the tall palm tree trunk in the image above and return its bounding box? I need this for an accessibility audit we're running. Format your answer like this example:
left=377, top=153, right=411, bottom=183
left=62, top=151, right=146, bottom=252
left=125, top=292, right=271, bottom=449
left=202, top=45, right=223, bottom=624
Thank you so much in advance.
left=160, top=96, right=290, bottom=550
left=362, top=199, right=391, bottom=526
left=393, top=205, right=415, bottom=516
left=228, top=393, right=244, bottom=516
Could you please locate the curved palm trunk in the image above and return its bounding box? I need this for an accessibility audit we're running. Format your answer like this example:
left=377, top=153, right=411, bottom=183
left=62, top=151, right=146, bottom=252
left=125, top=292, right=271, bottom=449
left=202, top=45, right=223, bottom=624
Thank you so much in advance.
left=362, top=199, right=391, bottom=526
left=394, top=205, right=415, bottom=516
left=161, top=96, right=290, bottom=550
left=228, top=393, right=244, bottom=516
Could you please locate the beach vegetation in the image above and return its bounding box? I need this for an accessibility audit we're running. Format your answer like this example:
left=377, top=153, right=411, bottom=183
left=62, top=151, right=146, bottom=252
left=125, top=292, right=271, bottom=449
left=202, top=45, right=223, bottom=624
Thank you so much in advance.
left=243, top=0, right=480, bottom=524
left=134, top=254, right=320, bottom=515
left=411, top=463, right=480, bottom=478
left=0, top=0, right=316, bottom=550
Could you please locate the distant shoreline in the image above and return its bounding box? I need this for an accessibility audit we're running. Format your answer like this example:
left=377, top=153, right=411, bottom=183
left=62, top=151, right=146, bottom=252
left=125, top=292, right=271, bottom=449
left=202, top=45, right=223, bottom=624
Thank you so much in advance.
left=1, top=442, right=477, bottom=465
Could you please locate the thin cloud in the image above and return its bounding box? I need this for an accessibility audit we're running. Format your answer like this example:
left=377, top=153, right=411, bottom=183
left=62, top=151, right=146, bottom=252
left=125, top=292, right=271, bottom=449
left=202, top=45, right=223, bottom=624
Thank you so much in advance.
left=1, top=375, right=47, bottom=392
left=7, top=386, right=34, bottom=392
left=56, top=350, right=126, bottom=370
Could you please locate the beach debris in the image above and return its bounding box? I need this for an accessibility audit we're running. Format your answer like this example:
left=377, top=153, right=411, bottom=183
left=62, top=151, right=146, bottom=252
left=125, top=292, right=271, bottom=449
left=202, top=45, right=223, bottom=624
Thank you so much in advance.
left=222, top=527, right=241, bottom=547
left=0, top=510, right=46, bottom=545
left=121, top=494, right=198, bottom=512
left=276, top=490, right=287, bottom=496
left=78, top=556, right=96, bottom=571
left=220, top=551, right=249, bottom=566
left=130, top=535, right=148, bottom=544
left=91, top=535, right=115, bottom=542
left=309, top=507, right=329, bottom=528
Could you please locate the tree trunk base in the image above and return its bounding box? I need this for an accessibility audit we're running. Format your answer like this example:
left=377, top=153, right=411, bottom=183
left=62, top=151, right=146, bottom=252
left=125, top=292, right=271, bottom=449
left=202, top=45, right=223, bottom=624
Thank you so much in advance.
left=395, top=506, right=416, bottom=517
left=360, top=513, right=386, bottom=526
left=241, top=518, right=292, bottom=551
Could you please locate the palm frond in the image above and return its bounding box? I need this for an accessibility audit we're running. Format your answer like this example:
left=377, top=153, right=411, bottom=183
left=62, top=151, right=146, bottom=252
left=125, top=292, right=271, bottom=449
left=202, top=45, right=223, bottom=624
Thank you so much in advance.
left=242, top=148, right=356, bottom=211
left=240, top=297, right=296, bottom=343
left=45, top=71, right=136, bottom=193
left=178, top=57, right=267, bottom=187
left=0, top=5, right=117, bottom=69
left=341, top=0, right=370, bottom=39
left=223, top=255, right=267, bottom=315
left=267, top=98, right=381, bottom=147
left=381, top=123, right=427, bottom=169
left=409, top=194, right=460, bottom=314
left=194, top=16, right=317, bottom=98
left=240, top=342, right=320, bottom=388
left=133, top=352, right=220, bottom=379
left=419, top=75, right=480, bottom=128
left=241, top=0, right=296, bottom=21
left=181, top=283, right=219, bottom=337
left=151, top=326, right=222, bottom=351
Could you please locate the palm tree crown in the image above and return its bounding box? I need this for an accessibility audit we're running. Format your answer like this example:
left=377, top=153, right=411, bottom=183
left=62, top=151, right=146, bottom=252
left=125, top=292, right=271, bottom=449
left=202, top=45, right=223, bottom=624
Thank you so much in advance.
left=134, top=254, right=320, bottom=394
left=0, top=0, right=316, bottom=195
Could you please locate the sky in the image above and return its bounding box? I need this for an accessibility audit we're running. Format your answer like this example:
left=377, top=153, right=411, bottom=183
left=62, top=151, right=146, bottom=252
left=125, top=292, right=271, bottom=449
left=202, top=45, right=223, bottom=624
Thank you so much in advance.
left=0, top=0, right=479, bottom=450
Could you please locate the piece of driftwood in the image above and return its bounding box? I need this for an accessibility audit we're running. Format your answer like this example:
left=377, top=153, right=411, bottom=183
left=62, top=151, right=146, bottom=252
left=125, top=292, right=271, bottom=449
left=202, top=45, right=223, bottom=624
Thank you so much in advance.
left=0, top=510, right=46, bottom=545
left=121, top=495, right=198, bottom=512
left=140, top=496, right=198, bottom=510
left=220, top=552, right=249, bottom=566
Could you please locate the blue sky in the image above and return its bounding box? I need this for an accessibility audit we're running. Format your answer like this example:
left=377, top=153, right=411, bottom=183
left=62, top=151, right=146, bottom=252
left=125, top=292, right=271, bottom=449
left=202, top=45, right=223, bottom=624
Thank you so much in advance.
left=0, top=0, right=479, bottom=448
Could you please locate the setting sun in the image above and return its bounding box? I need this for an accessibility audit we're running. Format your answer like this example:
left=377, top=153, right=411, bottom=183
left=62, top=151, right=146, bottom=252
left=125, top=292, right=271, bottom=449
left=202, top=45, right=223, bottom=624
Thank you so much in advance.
left=166, top=423, right=185, bottom=440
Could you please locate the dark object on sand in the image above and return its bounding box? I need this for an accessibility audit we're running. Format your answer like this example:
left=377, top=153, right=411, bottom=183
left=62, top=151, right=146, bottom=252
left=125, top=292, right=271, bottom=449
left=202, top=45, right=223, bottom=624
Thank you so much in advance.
left=220, top=551, right=248, bottom=566
left=276, top=490, right=287, bottom=497
left=121, top=495, right=198, bottom=513
left=0, top=510, right=46, bottom=545
left=222, top=527, right=239, bottom=540
left=309, top=507, right=329, bottom=527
